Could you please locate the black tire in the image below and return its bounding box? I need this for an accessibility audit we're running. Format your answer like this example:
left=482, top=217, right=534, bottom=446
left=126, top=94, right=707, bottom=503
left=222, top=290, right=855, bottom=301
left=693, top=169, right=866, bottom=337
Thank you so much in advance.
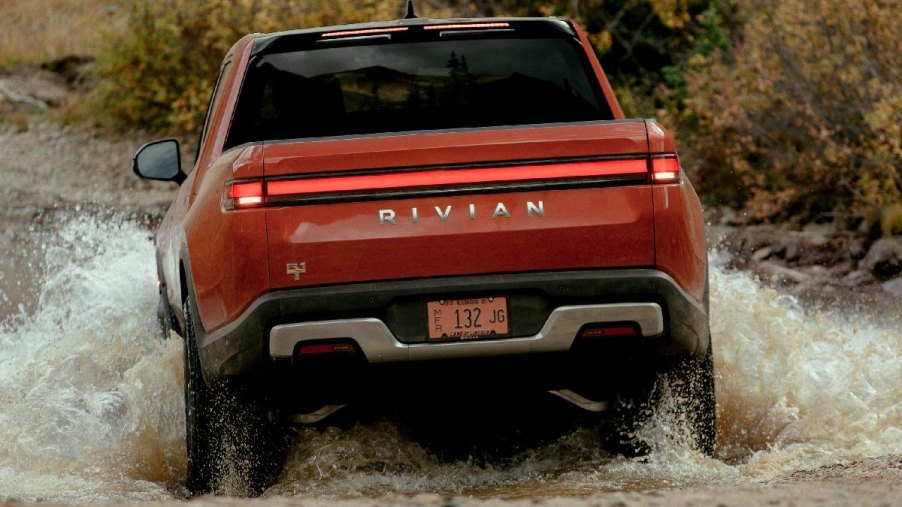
left=685, top=339, right=716, bottom=455
left=183, top=308, right=215, bottom=494
left=183, top=297, right=286, bottom=496
left=608, top=337, right=716, bottom=457
left=158, top=292, right=176, bottom=340
left=605, top=370, right=657, bottom=457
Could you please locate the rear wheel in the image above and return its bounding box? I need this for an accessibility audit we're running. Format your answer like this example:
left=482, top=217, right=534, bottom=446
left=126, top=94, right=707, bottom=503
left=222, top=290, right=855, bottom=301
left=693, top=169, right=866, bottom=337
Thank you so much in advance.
left=684, top=340, right=716, bottom=455
left=608, top=337, right=716, bottom=456
left=183, top=297, right=286, bottom=496
left=158, top=292, right=176, bottom=340
left=183, top=298, right=215, bottom=494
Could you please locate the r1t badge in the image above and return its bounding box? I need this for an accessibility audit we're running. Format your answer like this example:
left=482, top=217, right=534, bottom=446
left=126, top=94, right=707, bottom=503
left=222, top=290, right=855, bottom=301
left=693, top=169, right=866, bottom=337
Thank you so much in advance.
left=286, top=262, right=306, bottom=281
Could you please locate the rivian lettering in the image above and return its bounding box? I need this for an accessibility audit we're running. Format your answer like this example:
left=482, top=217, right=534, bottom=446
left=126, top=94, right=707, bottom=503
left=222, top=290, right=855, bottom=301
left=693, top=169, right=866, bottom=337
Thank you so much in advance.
left=379, top=201, right=544, bottom=225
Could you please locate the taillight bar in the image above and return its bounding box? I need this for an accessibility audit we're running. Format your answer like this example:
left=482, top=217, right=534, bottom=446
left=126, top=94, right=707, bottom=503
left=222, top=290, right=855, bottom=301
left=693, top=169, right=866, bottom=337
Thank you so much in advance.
left=423, top=22, right=511, bottom=31
left=223, top=156, right=680, bottom=209
left=268, top=159, right=647, bottom=197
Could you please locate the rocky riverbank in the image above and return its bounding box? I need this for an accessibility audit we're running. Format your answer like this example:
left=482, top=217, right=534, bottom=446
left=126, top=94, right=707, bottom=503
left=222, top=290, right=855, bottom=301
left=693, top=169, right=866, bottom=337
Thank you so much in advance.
left=708, top=213, right=901, bottom=319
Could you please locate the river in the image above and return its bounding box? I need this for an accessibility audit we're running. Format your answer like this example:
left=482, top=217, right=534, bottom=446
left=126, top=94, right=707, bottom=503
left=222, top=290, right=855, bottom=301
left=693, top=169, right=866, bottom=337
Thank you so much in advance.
left=0, top=209, right=900, bottom=504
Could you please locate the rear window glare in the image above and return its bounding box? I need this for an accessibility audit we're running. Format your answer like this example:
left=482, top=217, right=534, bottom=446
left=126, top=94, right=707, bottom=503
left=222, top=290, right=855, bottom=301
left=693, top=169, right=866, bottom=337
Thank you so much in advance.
left=225, top=35, right=612, bottom=148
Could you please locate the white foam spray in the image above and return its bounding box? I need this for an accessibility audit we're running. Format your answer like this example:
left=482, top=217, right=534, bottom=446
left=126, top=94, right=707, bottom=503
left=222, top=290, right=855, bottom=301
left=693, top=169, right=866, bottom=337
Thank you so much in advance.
left=0, top=213, right=184, bottom=502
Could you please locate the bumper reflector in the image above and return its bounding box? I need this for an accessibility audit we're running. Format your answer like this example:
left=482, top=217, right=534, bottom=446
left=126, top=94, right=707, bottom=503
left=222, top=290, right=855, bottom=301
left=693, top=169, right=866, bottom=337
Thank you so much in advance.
left=297, top=342, right=358, bottom=356
left=577, top=324, right=639, bottom=340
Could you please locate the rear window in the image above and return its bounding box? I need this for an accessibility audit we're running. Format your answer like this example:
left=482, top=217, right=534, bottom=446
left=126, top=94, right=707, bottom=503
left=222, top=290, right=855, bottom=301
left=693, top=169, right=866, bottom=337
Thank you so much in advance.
left=225, top=35, right=612, bottom=148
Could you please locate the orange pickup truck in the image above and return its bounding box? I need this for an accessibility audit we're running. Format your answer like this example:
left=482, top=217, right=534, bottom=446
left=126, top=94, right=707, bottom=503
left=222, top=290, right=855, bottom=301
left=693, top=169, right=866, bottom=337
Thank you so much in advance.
left=134, top=14, right=713, bottom=496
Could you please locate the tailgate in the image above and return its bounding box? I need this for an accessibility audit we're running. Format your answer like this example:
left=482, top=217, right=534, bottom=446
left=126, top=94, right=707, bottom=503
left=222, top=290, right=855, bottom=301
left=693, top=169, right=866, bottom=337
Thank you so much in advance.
left=261, top=121, right=655, bottom=289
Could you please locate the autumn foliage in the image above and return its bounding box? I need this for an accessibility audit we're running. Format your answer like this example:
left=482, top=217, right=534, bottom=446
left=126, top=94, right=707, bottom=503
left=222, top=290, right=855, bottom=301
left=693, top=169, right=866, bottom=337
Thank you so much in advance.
left=678, top=0, right=901, bottom=225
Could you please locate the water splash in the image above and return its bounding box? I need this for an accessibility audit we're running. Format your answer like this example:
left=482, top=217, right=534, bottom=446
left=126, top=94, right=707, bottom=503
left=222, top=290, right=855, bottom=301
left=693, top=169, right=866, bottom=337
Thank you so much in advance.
left=710, top=250, right=902, bottom=479
left=0, top=215, right=899, bottom=502
left=0, top=212, right=184, bottom=502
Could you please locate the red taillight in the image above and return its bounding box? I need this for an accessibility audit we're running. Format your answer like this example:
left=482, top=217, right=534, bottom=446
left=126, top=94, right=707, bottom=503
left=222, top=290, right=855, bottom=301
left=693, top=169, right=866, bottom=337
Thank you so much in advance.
left=297, top=342, right=358, bottom=356
left=225, top=180, right=264, bottom=209
left=423, top=22, right=511, bottom=30
left=651, top=157, right=680, bottom=183
left=267, top=159, right=648, bottom=197
left=577, top=324, right=639, bottom=340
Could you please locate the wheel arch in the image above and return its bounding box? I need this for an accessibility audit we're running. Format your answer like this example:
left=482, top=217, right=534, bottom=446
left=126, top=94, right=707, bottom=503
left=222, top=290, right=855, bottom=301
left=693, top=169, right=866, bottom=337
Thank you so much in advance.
left=175, top=245, right=196, bottom=340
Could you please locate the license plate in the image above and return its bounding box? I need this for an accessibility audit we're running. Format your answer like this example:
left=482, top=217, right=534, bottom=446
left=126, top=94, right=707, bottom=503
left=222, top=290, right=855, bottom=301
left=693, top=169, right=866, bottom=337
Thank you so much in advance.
left=427, top=297, right=509, bottom=340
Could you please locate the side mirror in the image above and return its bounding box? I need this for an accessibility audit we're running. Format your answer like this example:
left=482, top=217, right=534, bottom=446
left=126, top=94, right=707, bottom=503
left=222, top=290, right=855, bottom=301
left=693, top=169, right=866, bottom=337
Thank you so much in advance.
left=133, top=139, right=186, bottom=184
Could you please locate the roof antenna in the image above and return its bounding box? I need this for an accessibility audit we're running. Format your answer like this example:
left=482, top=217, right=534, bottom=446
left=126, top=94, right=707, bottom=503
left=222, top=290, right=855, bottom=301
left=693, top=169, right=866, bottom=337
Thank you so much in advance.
left=404, top=0, right=417, bottom=19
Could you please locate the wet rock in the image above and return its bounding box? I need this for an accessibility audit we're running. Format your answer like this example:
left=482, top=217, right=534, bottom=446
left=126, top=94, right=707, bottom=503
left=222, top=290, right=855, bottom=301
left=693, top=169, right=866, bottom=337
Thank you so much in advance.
left=721, top=207, right=753, bottom=226
left=803, top=265, right=830, bottom=277
left=0, top=66, right=70, bottom=113
left=801, top=223, right=833, bottom=247
left=704, top=206, right=729, bottom=226
left=783, top=240, right=801, bottom=262
left=752, top=246, right=774, bottom=262
left=882, top=278, right=902, bottom=298
left=843, top=269, right=876, bottom=286
left=861, top=237, right=902, bottom=280
left=41, top=55, right=95, bottom=87
left=849, top=238, right=868, bottom=260
left=742, top=224, right=786, bottom=250
left=757, top=261, right=813, bottom=285
left=827, top=261, right=854, bottom=278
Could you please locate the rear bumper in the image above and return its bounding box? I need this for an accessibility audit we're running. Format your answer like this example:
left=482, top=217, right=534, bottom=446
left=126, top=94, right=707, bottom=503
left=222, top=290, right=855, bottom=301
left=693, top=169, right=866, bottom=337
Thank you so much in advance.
left=270, top=302, right=663, bottom=362
left=195, top=268, right=709, bottom=382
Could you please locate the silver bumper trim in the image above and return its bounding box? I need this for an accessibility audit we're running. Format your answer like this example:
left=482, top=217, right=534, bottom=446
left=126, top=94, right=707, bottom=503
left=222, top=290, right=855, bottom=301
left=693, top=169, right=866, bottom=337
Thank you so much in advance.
left=269, top=303, right=663, bottom=362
